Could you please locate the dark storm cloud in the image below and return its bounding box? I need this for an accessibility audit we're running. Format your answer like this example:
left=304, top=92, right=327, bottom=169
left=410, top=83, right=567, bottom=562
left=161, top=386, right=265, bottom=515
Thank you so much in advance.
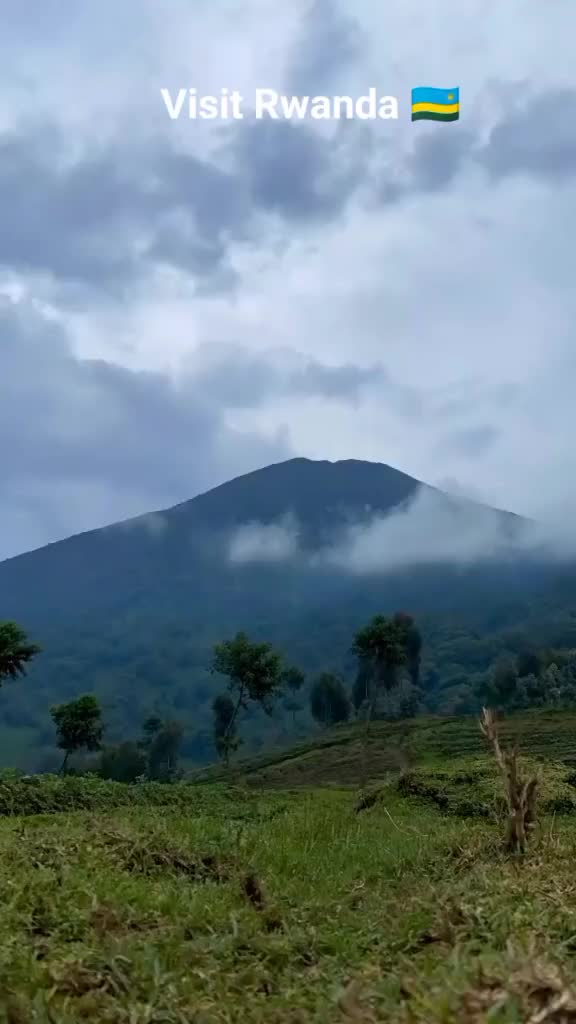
left=287, top=0, right=363, bottom=94
left=0, top=303, right=400, bottom=559
left=0, top=301, right=291, bottom=558
left=479, top=88, right=576, bottom=179
left=0, top=128, right=248, bottom=291
left=232, top=117, right=368, bottom=222
left=0, top=117, right=368, bottom=295
left=3, top=84, right=570, bottom=303
left=191, top=344, right=389, bottom=407
left=383, top=86, right=576, bottom=201
left=291, top=359, right=387, bottom=400
left=407, top=127, right=478, bottom=192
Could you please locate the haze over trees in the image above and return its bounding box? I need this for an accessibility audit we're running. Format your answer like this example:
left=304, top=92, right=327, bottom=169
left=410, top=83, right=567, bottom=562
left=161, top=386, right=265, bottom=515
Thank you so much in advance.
left=3, top=459, right=576, bottom=771
left=309, top=673, right=351, bottom=726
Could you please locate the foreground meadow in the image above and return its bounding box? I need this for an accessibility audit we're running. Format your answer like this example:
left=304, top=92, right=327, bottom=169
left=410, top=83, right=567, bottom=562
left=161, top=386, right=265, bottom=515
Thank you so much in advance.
left=1, top=783, right=576, bottom=1022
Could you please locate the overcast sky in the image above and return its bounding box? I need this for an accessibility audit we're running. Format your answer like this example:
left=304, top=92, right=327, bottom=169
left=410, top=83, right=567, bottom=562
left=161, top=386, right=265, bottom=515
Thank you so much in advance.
left=1, top=0, right=575, bottom=559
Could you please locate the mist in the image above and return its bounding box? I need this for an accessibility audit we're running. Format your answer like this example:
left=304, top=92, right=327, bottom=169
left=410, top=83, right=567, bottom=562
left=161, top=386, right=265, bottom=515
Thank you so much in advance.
left=225, top=487, right=576, bottom=573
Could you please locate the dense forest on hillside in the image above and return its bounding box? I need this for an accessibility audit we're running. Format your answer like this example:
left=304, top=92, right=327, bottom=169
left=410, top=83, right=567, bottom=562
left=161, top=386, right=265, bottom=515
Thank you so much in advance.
left=3, top=572, right=576, bottom=773
left=2, top=459, right=576, bottom=772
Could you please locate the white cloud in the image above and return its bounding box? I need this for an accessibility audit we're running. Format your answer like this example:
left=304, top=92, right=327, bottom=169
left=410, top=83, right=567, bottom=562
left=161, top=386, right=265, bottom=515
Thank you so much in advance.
left=228, top=516, right=300, bottom=563
left=3, top=0, right=576, bottom=554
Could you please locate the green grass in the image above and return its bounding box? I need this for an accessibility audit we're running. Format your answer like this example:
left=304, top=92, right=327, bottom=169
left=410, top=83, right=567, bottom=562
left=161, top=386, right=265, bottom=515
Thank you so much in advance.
left=192, top=709, right=576, bottom=788
left=0, top=773, right=234, bottom=817
left=397, top=757, right=576, bottom=818
left=3, top=710, right=576, bottom=1020
left=1, top=782, right=576, bottom=1021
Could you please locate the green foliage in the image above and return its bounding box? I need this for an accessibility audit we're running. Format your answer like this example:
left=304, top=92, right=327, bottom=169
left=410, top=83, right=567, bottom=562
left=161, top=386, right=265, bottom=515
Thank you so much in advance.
left=397, top=757, right=576, bottom=818
left=212, top=694, right=238, bottom=764
left=211, top=632, right=285, bottom=758
left=0, top=774, right=206, bottom=816
left=477, top=648, right=576, bottom=712
left=146, top=720, right=183, bottom=782
left=309, top=672, right=351, bottom=726
left=281, top=665, right=305, bottom=693
left=212, top=632, right=284, bottom=711
left=353, top=614, right=407, bottom=694
left=393, top=611, right=422, bottom=686
left=0, top=621, right=40, bottom=684
left=98, top=742, right=147, bottom=783
left=50, top=695, right=104, bottom=773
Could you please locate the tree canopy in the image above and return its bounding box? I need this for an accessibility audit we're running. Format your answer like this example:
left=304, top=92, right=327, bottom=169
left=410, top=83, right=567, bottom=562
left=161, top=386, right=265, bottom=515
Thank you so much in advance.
left=50, top=694, right=103, bottom=773
left=310, top=673, right=351, bottom=726
left=0, top=622, right=40, bottom=684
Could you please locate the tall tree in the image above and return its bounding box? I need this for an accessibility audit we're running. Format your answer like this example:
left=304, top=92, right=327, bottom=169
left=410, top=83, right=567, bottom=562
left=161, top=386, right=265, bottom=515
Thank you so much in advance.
left=50, top=694, right=103, bottom=774
left=0, top=622, right=40, bottom=685
left=211, top=632, right=284, bottom=761
left=281, top=665, right=306, bottom=724
left=99, top=742, right=147, bottom=783
left=353, top=614, right=407, bottom=790
left=353, top=615, right=407, bottom=718
left=212, top=693, right=238, bottom=764
left=309, top=673, right=351, bottom=727
left=393, top=612, right=422, bottom=687
left=147, top=720, right=184, bottom=781
left=352, top=659, right=371, bottom=714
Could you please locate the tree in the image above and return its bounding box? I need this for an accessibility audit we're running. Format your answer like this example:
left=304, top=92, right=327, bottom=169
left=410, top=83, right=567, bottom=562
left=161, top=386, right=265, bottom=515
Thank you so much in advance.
left=99, top=742, right=146, bottom=783
left=352, top=615, right=407, bottom=720
left=50, top=694, right=103, bottom=774
left=393, top=612, right=422, bottom=687
left=353, top=614, right=408, bottom=790
left=141, top=716, right=163, bottom=744
left=211, top=632, right=284, bottom=760
left=282, top=666, right=305, bottom=695
left=352, top=659, right=371, bottom=714
left=0, top=622, right=40, bottom=685
left=147, top=720, right=184, bottom=781
left=479, top=656, right=520, bottom=711
left=212, top=694, right=238, bottom=764
left=309, top=673, right=351, bottom=726
left=281, top=665, right=306, bottom=724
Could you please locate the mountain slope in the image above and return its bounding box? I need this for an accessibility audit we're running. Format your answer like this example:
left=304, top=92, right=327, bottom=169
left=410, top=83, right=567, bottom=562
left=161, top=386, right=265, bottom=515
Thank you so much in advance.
left=0, top=457, right=574, bottom=772
left=0, top=457, right=519, bottom=621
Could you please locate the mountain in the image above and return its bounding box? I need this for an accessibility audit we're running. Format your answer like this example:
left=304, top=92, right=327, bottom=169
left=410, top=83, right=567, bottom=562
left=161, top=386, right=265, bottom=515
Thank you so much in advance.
left=0, top=457, right=575, bottom=771
left=0, top=457, right=518, bottom=620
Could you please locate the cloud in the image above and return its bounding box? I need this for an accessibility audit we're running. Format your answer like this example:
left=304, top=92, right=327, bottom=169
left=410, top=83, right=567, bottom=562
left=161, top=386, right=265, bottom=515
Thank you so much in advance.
left=228, top=516, right=300, bottom=564
left=320, top=488, right=518, bottom=572
left=115, top=511, right=169, bottom=537
left=0, top=128, right=248, bottom=293
left=0, top=115, right=370, bottom=298
left=189, top=343, right=389, bottom=408
left=287, top=0, right=364, bottom=94
left=440, top=425, right=500, bottom=457
left=0, top=299, right=291, bottom=559
left=3, top=0, right=576, bottom=562
left=231, top=116, right=369, bottom=223
left=0, top=299, right=409, bottom=559
left=225, top=487, right=576, bottom=575
left=480, top=89, right=576, bottom=180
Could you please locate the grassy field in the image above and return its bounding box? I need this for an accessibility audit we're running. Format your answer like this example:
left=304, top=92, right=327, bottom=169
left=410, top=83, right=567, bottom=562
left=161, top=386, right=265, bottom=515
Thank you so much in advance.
left=1, top=770, right=576, bottom=1022
left=192, top=709, right=576, bottom=788
left=2, top=712, right=576, bottom=1021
